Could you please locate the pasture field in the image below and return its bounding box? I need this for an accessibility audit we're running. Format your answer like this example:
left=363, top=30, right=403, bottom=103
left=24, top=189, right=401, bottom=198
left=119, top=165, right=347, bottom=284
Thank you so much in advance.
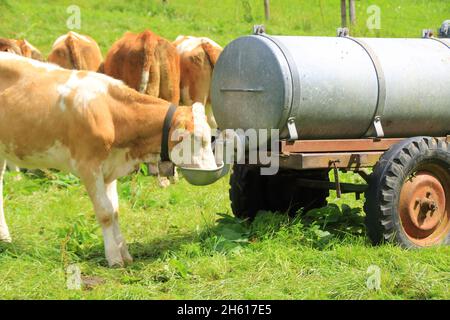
left=0, top=0, right=449, bottom=299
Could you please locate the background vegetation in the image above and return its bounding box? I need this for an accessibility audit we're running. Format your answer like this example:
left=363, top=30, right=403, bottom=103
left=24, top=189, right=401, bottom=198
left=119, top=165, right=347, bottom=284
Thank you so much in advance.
left=0, top=0, right=449, bottom=299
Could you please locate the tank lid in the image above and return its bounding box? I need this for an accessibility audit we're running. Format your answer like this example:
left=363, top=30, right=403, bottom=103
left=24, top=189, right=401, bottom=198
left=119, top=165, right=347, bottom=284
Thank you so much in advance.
left=211, top=35, right=293, bottom=132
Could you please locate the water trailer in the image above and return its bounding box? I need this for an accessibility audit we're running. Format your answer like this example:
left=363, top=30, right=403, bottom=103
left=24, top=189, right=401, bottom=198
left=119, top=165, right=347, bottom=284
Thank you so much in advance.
left=211, top=27, right=450, bottom=248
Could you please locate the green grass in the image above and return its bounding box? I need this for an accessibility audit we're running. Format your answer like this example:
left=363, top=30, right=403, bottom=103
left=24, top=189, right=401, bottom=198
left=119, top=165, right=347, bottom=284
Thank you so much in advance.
left=0, top=170, right=449, bottom=299
left=1, top=0, right=450, bottom=299
left=1, top=0, right=450, bottom=54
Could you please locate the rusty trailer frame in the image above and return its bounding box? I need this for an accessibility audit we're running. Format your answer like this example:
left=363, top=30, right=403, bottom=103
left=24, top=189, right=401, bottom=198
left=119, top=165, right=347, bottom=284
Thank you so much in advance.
left=275, top=136, right=450, bottom=198
left=279, top=137, right=450, bottom=170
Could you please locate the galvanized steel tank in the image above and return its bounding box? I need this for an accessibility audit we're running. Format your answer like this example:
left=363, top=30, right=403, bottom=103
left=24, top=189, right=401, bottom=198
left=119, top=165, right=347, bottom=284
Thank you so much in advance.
left=211, top=33, right=450, bottom=140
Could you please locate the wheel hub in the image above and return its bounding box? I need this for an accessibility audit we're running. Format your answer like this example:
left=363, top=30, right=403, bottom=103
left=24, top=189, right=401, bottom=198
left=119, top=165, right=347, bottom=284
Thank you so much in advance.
left=399, top=171, right=448, bottom=244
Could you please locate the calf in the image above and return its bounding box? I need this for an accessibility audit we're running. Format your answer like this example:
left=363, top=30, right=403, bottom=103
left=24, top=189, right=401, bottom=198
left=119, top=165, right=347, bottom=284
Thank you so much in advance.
left=0, top=53, right=217, bottom=267
left=173, top=36, right=222, bottom=129
left=48, top=31, right=103, bottom=71
left=104, top=30, right=180, bottom=105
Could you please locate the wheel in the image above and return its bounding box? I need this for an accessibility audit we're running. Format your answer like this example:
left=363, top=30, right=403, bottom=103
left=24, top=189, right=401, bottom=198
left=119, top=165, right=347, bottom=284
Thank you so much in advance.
left=229, top=164, right=329, bottom=219
left=264, top=169, right=329, bottom=215
left=364, top=137, right=450, bottom=248
left=229, top=164, right=267, bottom=219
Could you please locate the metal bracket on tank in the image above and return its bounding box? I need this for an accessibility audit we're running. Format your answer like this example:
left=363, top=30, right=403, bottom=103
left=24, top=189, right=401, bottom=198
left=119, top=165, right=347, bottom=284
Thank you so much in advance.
left=287, top=117, right=298, bottom=141
left=253, top=25, right=266, bottom=35
left=422, top=29, right=434, bottom=38
left=340, top=36, right=387, bottom=138
left=337, top=27, right=350, bottom=37
left=373, top=116, right=385, bottom=138
left=439, top=20, right=450, bottom=38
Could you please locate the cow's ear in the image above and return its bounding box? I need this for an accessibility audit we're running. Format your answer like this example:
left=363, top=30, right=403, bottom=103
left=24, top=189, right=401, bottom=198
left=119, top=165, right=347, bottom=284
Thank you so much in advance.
left=202, top=41, right=221, bottom=66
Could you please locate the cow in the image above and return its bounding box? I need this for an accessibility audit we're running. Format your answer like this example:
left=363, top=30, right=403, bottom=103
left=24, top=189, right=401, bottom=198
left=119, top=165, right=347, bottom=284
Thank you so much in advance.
left=104, top=30, right=180, bottom=105
left=104, top=30, right=181, bottom=187
left=173, top=36, right=222, bottom=129
left=0, top=52, right=218, bottom=267
left=0, top=38, right=43, bottom=61
left=48, top=31, right=103, bottom=72
left=16, top=39, right=44, bottom=61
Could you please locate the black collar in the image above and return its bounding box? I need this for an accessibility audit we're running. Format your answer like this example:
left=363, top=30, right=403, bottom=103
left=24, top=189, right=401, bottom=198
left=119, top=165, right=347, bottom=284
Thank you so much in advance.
left=161, top=104, right=177, bottom=162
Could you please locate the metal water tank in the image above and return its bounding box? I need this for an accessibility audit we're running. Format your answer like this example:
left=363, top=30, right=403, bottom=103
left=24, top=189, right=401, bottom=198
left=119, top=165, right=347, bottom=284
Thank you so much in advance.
left=211, top=33, right=450, bottom=140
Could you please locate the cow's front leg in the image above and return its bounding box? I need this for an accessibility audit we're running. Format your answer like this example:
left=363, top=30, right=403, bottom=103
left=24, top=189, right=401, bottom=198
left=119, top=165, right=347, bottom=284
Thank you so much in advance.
left=81, top=169, right=124, bottom=267
left=105, top=180, right=132, bottom=264
left=0, top=159, right=11, bottom=242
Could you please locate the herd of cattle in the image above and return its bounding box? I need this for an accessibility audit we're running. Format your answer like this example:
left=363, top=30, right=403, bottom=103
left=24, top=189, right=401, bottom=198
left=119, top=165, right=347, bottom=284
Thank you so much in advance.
left=0, top=30, right=223, bottom=266
left=1, top=30, right=222, bottom=126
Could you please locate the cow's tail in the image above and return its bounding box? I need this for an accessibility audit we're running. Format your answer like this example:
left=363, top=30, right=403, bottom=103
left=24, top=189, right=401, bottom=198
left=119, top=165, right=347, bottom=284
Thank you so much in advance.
left=65, top=33, right=83, bottom=70
left=201, top=41, right=221, bottom=67
left=140, top=32, right=157, bottom=94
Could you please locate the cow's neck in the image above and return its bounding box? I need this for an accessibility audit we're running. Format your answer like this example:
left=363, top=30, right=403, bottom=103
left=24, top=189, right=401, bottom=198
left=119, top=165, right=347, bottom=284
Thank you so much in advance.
left=108, top=86, right=188, bottom=161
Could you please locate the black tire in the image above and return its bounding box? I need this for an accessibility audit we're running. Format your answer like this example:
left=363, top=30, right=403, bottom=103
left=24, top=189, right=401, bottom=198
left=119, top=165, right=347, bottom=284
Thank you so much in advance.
left=229, top=164, right=329, bottom=219
left=364, top=137, right=450, bottom=248
left=264, top=169, right=329, bottom=215
left=229, top=164, right=267, bottom=219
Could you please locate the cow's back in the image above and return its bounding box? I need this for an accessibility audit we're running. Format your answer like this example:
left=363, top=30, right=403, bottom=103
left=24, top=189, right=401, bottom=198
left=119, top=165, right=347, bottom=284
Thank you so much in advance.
left=48, top=32, right=103, bottom=72
left=0, top=53, right=115, bottom=170
left=103, top=33, right=145, bottom=92
left=104, top=30, right=180, bottom=104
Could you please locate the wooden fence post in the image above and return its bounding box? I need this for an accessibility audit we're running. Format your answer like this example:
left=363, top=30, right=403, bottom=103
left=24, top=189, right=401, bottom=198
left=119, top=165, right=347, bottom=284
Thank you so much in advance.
left=349, top=0, right=356, bottom=25
left=264, top=0, right=270, bottom=21
left=319, top=0, right=325, bottom=25
left=340, top=0, right=347, bottom=27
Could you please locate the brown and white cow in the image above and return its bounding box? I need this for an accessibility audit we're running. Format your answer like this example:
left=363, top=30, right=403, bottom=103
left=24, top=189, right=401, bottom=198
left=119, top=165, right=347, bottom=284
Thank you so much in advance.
left=0, top=52, right=217, bottom=267
left=0, top=37, right=43, bottom=61
left=48, top=31, right=103, bottom=72
left=104, top=30, right=180, bottom=105
left=173, top=36, right=222, bottom=129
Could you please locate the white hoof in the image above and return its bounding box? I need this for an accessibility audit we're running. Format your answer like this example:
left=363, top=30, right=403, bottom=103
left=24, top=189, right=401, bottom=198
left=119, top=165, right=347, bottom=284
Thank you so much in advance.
left=118, top=242, right=133, bottom=264
left=106, top=248, right=124, bottom=268
left=107, top=256, right=124, bottom=268
left=158, top=177, right=171, bottom=188
left=0, top=235, right=12, bottom=243
left=122, top=251, right=133, bottom=265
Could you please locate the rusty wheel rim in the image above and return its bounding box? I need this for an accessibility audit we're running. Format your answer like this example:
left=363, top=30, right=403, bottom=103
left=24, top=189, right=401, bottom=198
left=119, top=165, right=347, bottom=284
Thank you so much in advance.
left=399, top=164, right=450, bottom=246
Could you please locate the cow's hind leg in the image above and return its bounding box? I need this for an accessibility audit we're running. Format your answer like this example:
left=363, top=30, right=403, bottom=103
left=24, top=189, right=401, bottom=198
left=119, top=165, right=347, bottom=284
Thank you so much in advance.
left=81, top=169, right=125, bottom=267
left=106, top=180, right=132, bottom=264
left=0, top=159, right=11, bottom=242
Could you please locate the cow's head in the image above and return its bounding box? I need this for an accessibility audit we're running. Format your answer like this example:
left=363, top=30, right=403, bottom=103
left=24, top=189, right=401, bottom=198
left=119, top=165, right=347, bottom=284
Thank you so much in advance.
left=0, top=38, right=21, bottom=55
left=169, top=103, right=217, bottom=170
left=16, top=39, right=44, bottom=61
